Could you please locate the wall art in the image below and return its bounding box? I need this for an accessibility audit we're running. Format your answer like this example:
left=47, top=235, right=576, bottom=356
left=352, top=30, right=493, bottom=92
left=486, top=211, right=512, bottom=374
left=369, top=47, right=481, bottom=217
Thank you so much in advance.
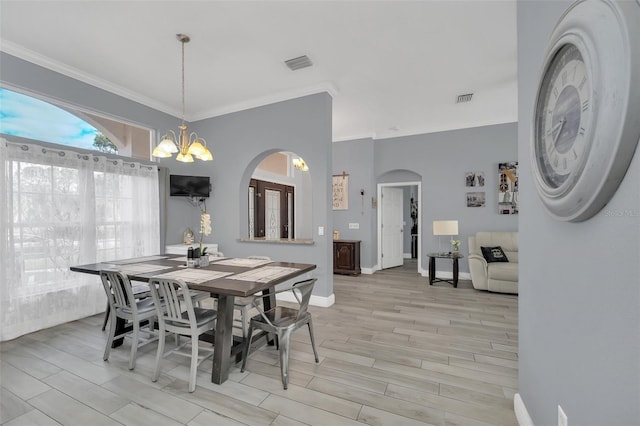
left=332, top=172, right=349, bottom=210
left=498, top=161, right=518, bottom=214
left=466, top=192, right=486, bottom=207
left=465, top=171, right=485, bottom=187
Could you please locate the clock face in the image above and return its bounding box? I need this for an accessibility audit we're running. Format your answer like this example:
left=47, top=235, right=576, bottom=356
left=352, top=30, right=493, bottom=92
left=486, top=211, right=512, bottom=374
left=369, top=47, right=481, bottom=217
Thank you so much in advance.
left=534, top=43, right=592, bottom=189
left=531, top=0, right=640, bottom=222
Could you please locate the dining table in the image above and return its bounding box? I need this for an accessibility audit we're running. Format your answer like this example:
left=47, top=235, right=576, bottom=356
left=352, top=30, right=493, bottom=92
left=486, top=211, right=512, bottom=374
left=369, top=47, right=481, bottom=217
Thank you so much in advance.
left=70, top=254, right=316, bottom=384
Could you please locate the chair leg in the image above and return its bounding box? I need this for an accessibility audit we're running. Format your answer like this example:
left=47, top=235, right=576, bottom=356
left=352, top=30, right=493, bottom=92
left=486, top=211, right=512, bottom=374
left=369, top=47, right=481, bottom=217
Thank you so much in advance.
left=307, top=318, right=319, bottom=363
left=101, top=302, right=110, bottom=331
left=189, top=334, right=198, bottom=392
left=240, top=324, right=255, bottom=373
left=152, top=322, right=165, bottom=382
left=103, top=311, right=117, bottom=361
left=129, top=320, right=139, bottom=370
left=278, top=330, right=292, bottom=390
left=240, top=305, right=249, bottom=339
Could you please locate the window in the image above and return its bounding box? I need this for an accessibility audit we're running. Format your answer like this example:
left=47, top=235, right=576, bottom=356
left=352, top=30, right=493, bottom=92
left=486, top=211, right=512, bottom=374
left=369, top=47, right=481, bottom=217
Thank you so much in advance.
left=0, top=88, right=152, bottom=160
left=0, top=141, right=160, bottom=342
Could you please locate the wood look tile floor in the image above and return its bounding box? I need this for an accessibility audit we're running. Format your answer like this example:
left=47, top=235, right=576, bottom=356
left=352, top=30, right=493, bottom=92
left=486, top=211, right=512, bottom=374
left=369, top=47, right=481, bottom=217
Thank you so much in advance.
left=0, top=260, right=518, bottom=425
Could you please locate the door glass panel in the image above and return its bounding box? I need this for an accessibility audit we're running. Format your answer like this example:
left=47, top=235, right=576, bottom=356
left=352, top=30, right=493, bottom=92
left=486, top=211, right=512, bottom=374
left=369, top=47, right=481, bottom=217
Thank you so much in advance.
left=248, top=186, right=255, bottom=238
left=265, top=189, right=280, bottom=240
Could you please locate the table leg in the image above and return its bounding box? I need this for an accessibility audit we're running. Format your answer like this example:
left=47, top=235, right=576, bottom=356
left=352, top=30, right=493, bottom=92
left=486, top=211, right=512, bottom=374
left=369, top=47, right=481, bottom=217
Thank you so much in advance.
left=428, top=256, right=435, bottom=285
left=453, top=257, right=459, bottom=288
left=211, top=294, right=234, bottom=384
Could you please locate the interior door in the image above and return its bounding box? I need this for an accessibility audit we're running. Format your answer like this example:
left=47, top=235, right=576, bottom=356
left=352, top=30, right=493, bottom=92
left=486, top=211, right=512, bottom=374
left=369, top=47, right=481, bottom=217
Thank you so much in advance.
left=250, top=178, right=294, bottom=239
left=381, top=186, right=404, bottom=269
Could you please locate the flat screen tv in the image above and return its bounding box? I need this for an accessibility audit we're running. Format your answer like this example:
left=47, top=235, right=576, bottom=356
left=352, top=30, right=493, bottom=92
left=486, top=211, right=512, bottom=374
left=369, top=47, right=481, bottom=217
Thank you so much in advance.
left=169, top=174, right=210, bottom=198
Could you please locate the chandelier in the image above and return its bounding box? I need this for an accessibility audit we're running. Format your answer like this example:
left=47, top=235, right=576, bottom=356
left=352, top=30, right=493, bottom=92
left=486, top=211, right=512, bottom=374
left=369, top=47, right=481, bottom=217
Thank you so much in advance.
left=152, top=34, right=213, bottom=162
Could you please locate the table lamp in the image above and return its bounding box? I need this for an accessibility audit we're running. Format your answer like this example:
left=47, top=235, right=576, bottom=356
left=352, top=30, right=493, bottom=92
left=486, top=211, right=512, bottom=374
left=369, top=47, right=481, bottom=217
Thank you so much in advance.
left=433, top=220, right=458, bottom=254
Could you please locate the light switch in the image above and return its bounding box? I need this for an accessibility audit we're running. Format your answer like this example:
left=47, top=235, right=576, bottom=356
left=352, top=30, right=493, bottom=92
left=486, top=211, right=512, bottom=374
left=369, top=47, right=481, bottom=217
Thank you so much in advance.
left=348, top=223, right=360, bottom=229
left=318, top=226, right=324, bottom=236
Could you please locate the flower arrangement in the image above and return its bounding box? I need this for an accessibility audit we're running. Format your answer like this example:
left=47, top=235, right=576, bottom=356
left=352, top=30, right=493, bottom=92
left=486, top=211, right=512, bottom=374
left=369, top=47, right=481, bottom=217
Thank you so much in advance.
left=450, top=239, right=461, bottom=253
left=199, top=209, right=211, bottom=257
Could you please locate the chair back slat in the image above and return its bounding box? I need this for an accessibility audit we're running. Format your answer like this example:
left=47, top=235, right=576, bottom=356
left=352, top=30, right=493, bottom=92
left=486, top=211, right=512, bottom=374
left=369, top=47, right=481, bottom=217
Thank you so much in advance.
left=291, top=278, right=316, bottom=320
left=149, top=278, right=193, bottom=326
left=100, top=270, right=136, bottom=312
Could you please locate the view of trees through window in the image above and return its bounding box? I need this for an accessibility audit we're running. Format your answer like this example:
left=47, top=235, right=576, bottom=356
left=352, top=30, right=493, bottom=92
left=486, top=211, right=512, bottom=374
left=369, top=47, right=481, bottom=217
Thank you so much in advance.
left=92, top=133, right=118, bottom=154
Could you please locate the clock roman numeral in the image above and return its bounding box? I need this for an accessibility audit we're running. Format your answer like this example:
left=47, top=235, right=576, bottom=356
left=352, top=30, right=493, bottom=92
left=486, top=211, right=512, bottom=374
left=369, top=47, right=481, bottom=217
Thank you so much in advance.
left=562, top=71, right=568, bottom=86
left=578, top=76, right=587, bottom=91
left=579, top=127, right=586, bottom=136
left=582, top=100, right=589, bottom=112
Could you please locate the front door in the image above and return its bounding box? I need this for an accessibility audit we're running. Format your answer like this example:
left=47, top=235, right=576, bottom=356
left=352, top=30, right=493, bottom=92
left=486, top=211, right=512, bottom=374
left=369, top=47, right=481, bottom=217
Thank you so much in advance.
left=381, top=186, right=404, bottom=269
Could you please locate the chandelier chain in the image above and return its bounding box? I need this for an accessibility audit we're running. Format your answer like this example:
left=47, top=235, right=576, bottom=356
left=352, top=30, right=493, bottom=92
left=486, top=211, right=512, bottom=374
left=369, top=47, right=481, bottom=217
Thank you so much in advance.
left=181, top=38, right=185, bottom=124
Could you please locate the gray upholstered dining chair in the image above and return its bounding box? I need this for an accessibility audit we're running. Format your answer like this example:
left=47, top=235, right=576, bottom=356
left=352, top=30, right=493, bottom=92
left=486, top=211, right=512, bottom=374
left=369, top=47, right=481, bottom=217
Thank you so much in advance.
left=100, top=270, right=159, bottom=370
left=241, top=278, right=319, bottom=389
left=148, top=277, right=217, bottom=393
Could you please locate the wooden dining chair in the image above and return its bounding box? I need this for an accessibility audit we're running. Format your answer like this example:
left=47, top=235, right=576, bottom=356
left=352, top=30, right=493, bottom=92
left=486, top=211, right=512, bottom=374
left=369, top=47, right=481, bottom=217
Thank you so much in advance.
left=241, top=278, right=319, bottom=389
left=148, top=277, right=217, bottom=392
left=100, top=270, right=159, bottom=370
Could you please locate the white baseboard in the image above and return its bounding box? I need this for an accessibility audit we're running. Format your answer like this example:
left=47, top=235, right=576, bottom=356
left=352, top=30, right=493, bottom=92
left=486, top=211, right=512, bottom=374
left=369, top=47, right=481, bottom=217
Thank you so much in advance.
left=361, top=267, right=375, bottom=274
left=514, top=393, right=534, bottom=426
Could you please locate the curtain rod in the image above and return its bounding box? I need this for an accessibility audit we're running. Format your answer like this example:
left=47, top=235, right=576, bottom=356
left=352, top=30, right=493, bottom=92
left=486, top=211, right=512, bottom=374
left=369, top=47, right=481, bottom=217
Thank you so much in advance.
left=4, top=139, right=156, bottom=170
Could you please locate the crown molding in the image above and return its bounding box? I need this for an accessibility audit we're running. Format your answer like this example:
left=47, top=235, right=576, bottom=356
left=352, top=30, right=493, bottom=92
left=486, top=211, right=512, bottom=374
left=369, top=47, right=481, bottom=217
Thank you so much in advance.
left=191, top=81, right=339, bottom=122
left=1, top=39, right=183, bottom=119
left=2, top=40, right=340, bottom=124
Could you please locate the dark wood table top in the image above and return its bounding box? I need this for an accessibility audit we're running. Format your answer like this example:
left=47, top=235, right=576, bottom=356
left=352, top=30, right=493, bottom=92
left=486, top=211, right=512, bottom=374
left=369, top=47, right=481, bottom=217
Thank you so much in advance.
left=70, top=254, right=317, bottom=297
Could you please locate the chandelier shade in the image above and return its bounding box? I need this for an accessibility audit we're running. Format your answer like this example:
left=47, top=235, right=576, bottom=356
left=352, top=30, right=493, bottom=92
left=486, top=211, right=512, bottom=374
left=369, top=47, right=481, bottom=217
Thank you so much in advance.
left=152, top=34, right=212, bottom=163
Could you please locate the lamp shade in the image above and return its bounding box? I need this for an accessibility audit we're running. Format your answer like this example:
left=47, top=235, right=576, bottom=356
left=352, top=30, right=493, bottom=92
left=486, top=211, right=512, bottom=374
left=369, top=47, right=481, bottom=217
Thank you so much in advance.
left=432, top=220, right=458, bottom=236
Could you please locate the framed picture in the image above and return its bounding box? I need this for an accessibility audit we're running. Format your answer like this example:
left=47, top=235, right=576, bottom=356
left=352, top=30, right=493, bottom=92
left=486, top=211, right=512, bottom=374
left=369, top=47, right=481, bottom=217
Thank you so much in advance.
left=466, top=192, right=485, bottom=207
left=465, top=171, right=485, bottom=187
left=498, top=161, right=518, bottom=214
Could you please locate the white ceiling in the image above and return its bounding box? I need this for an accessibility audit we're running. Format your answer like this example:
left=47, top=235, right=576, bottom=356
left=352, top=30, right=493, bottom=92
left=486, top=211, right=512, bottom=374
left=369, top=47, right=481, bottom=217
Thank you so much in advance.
left=0, top=1, right=518, bottom=142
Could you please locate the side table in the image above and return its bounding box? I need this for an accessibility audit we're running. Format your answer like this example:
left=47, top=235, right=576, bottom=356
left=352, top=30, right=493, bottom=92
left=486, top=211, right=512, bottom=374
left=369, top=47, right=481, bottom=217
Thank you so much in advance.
left=427, top=252, right=464, bottom=288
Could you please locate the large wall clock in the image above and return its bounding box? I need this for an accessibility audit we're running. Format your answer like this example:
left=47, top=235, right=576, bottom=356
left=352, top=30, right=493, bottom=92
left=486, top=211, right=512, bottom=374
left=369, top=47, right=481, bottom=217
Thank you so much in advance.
left=532, top=0, right=640, bottom=222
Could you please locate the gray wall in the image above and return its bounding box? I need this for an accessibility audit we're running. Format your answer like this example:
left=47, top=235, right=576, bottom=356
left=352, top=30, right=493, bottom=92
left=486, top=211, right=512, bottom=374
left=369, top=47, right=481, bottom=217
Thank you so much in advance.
left=183, top=94, right=334, bottom=298
left=373, top=123, right=518, bottom=273
left=332, top=138, right=376, bottom=269
left=518, top=1, right=640, bottom=425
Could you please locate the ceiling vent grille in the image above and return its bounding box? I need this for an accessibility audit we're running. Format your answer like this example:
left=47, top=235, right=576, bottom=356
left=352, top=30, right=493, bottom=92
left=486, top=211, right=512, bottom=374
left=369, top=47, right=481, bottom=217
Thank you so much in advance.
left=285, top=55, right=313, bottom=71
left=456, top=93, right=473, bottom=103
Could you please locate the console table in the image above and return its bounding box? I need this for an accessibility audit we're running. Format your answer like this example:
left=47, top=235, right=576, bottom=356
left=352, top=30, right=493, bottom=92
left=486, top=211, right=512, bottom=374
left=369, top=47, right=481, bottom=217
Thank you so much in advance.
left=427, top=252, right=463, bottom=288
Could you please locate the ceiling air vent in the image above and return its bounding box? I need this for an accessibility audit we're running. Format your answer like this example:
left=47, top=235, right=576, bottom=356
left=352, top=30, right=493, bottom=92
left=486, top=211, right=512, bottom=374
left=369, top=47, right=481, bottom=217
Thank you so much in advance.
left=456, top=93, right=473, bottom=103
left=285, top=55, right=313, bottom=71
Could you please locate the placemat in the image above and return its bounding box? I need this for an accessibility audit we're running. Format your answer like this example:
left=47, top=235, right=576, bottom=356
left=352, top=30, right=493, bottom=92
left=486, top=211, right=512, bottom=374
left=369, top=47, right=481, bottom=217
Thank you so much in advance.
left=152, top=268, right=233, bottom=284
left=228, top=266, right=300, bottom=283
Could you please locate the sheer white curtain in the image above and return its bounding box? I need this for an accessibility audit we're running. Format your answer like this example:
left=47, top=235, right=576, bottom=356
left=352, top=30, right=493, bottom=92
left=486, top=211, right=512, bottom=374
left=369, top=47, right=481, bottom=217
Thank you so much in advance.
left=0, top=139, right=160, bottom=341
